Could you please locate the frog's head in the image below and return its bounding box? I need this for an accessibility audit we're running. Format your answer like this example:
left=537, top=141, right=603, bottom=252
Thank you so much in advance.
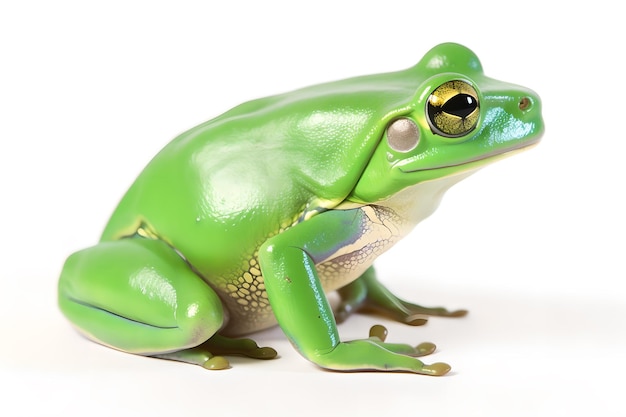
left=349, top=43, right=544, bottom=203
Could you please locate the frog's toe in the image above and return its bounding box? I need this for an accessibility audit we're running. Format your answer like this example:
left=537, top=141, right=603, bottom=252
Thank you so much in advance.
left=404, top=314, right=429, bottom=326
left=248, top=346, right=278, bottom=360
left=421, top=362, right=451, bottom=376
left=404, top=305, right=468, bottom=319
left=415, top=342, right=437, bottom=356
left=446, top=309, right=468, bottom=317
left=202, top=355, right=230, bottom=370
left=368, top=324, right=389, bottom=341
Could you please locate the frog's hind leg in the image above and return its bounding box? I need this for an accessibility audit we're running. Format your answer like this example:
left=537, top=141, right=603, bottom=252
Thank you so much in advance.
left=58, top=237, right=229, bottom=369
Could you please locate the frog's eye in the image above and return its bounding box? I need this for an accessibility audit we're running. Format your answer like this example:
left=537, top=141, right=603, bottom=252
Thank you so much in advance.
left=427, top=80, right=479, bottom=138
left=387, top=118, right=420, bottom=152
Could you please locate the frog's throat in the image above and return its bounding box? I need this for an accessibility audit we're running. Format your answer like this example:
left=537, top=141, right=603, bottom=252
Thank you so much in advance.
left=380, top=138, right=532, bottom=224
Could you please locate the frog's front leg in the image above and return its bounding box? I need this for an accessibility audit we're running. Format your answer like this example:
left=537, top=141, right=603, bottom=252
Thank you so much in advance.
left=336, top=267, right=467, bottom=325
left=260, top=208, right=449, bottom=375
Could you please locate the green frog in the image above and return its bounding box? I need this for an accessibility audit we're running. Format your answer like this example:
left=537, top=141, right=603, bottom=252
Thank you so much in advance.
left=58, top=43, right=543, bottom=375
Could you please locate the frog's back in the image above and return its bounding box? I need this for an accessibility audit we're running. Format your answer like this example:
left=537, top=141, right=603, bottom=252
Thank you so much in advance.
left=100, top=68, right=427, bottom=291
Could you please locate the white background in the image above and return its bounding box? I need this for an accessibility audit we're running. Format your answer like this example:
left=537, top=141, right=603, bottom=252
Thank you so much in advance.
left=2, top=1, right=624, bottom=416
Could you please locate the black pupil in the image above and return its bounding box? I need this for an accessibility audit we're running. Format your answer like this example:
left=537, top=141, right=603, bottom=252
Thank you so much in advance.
left=442, top=94, right=477, bottom=118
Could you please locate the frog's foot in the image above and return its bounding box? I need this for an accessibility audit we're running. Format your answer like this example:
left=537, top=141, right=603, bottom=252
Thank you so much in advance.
left=153, top=347, right=231, bottom=370
left=315, top=324, right=450, bottom=376
left=200, top=334, right=278, bottom=360
left=153, top=335, right=277, bottom=370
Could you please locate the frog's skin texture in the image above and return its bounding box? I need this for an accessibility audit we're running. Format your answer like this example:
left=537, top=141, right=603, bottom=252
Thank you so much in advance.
left=58, top=43, right=543, bottom=375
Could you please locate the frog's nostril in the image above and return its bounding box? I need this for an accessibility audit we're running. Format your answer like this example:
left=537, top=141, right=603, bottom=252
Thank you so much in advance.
left=518, top=97, right=532, bottom=111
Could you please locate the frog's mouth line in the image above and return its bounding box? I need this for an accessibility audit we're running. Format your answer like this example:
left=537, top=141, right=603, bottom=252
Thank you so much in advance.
left=399, top=138, right=540, bottom=173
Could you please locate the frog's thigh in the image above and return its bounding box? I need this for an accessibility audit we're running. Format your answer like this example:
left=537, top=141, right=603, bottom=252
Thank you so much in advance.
left=58, top=238, right=225, bottom=355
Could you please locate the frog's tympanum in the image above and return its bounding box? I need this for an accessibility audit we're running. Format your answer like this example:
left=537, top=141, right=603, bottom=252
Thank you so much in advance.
left=58, top=43, right=543, bottom=375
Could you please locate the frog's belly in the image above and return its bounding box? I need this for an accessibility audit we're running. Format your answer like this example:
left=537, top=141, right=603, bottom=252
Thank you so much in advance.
left=315, top=205, right=404, bottom=291
left=219, top=205, right=407, bottom=336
